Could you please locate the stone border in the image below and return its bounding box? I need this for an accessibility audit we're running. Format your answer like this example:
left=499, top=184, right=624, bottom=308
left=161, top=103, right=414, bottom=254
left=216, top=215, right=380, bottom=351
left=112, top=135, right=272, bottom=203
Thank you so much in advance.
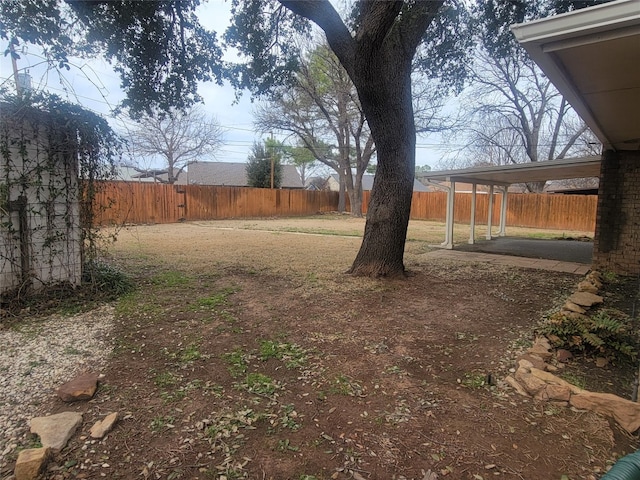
left=503, top=271, right=640, bottom=434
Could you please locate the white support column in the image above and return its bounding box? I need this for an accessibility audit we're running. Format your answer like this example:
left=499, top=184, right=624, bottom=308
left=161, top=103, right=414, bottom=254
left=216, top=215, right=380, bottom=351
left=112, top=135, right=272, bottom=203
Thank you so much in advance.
left=486, top=184, right=494, bottom=240
left=442, top=181, right=455, bottom=249
left=499, top=186, right=508, bottom=237
left=469, top=183, right=477, bottom=244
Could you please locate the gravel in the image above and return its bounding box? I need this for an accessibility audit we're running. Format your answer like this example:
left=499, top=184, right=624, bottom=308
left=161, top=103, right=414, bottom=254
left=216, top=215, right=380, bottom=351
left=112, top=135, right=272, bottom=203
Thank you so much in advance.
left=0, top=305, right=114, bottom=469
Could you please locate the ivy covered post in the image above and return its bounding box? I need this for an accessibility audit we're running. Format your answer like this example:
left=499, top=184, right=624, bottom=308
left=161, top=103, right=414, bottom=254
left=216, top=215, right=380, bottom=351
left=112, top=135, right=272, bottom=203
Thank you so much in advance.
left=0, top=94, right=120, bottom=301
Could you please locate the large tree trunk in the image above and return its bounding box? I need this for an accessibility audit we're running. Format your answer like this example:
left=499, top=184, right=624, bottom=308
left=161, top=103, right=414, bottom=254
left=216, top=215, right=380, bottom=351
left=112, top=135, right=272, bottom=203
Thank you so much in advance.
left=276, top=0, right=442, bottom=278
left=347, top=56, right=415, bottom=277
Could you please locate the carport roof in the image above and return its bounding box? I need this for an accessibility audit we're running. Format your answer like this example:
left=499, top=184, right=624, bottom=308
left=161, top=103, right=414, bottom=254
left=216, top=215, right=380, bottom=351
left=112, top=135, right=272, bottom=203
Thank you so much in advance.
left=418, top=155, right=602, bottom=186
left=511, top=0, right=640, bottom=151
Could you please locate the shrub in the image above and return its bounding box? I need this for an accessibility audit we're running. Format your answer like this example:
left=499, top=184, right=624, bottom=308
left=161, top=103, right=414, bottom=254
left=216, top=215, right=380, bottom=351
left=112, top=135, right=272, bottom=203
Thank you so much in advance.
left=83, top=260, right=134, bottom=297
left=539, top=308, right=637, bottom=363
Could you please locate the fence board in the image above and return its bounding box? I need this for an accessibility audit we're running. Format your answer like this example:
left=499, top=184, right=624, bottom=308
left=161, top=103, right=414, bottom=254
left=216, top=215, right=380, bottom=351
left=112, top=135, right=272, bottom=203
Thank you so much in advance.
left=94, top=181, right=596, bottom=232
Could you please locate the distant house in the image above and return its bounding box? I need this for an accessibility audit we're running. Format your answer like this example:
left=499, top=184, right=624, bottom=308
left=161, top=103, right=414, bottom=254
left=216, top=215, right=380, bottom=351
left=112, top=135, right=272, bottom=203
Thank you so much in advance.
left=114, top=166, right=173, bottom=183
left=325, top=174, right=430, bottom=192
left=177, top=162, right=303, bottom=189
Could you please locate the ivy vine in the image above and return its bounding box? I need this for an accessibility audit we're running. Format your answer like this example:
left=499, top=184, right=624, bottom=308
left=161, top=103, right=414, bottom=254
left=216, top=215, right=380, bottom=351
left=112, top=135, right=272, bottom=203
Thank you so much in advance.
left=0, top=90, right=122, bottom=302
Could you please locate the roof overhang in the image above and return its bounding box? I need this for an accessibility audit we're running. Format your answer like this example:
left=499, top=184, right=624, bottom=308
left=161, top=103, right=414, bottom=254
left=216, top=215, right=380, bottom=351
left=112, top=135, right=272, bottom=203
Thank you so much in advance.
left=511, top=0, right=640, bottom=151
left=418, top=156, right=602, bottom=186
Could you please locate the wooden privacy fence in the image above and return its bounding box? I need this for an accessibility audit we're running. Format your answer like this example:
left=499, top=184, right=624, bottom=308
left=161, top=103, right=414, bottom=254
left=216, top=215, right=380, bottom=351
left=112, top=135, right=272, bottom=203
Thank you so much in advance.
left=93, top=182, right=339, bottom=225
left=94, top=181, right=597, bottom=232
left=362, top=190, right=597, bottom=231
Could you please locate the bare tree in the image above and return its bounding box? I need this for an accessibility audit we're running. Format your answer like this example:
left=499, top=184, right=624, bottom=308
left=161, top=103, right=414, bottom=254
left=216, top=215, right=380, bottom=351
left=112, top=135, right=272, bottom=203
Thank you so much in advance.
left=449, top=49, right=598, bottom=192
left=129, top=106, right=224, bottom=184
left=255, top=42, right=375, bottom=216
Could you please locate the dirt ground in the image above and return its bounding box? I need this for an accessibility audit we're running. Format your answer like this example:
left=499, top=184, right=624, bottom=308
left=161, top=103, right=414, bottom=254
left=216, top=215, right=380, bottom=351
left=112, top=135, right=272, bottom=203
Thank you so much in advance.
left=14, top=217, right=640, bottom=479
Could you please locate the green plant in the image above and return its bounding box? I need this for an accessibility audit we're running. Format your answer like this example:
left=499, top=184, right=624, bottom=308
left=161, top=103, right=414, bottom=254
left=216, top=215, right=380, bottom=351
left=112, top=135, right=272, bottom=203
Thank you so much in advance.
left=153, top=371, right=179, bottom=388
left=236, top=373, right=281, bottom=396
left=151, top=271, right=191, bottom=287
left=83, top=260, right=134, bottom=297
left=460, top=372, right=487, bottom=389
left=275, top=403, right=301, bottom=431
left=539, top=309, right=637, bottom=362
left=329, top=374, right=363, bottom=396
left=276, top=439, right=299, bottom=452
left=194, top=287, right=237, bottom=310
left=180, top=342, right=202, bottom=363
left=223, top=348, right=250, bottom=378
left=150, top=415, right=175, bottom=432
left=258, top=340, right=307, bottom=368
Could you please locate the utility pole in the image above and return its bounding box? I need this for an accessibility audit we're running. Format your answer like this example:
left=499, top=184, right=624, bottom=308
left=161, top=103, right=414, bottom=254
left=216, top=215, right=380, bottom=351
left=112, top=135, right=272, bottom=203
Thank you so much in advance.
left=9, top=39, right=22, bottom=97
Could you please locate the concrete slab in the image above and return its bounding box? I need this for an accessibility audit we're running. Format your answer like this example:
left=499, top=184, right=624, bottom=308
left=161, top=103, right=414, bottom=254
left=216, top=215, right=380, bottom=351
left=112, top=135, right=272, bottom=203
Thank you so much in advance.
left=425, top=249, right=590, bottom=275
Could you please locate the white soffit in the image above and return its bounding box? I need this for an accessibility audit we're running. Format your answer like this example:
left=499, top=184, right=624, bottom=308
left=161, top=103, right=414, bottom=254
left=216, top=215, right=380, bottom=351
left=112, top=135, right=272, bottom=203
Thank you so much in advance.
left=511, top=0, right=640, bottom=151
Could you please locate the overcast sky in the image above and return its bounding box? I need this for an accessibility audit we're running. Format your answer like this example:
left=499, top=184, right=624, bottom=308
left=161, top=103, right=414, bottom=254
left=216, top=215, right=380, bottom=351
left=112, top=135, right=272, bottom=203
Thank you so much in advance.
left=0, top=0, right=441, bottom=169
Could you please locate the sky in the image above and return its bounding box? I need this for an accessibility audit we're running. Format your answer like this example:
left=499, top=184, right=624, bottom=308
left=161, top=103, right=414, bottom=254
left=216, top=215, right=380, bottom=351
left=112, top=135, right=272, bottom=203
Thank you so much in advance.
left=0, top=0, right=441, bottom=170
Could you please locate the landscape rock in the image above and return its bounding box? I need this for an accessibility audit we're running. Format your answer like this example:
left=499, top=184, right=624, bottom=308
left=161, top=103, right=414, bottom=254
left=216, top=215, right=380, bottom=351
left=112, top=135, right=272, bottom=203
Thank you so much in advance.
left=561, top=311, right=588, bottom=321
left=567, top=291, right=604, bottom=308
left=516, top=353, right=547, bottom=371
left=542, top=384, right=572, bottom=402
left=586, top=271, right=603, bottom=288
left=515, top=371, right=547, bottom=396
left=90, top=412, right=119, bottom=439
left=577, top=281, right=599, bottom=294
left=529, top=368, right=583, bottom=394
left=570, top=391, right=640, bottom=434
left=527, top=344, right=553, bottom=361
left=57, top=372, right=100, bottom=402
left=556, top=349, right=573, bottom=363
left=30, top=412, right=83, bottom=451
left=563, top=301, right=587, bottom=314
left=504, top=375, right=529, bottom=396
left=14, top=447, right=50, bottom=480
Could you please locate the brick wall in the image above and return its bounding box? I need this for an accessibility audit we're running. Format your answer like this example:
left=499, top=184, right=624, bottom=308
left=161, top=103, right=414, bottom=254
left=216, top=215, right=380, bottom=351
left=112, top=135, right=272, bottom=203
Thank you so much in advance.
left=593, top=150, right=640, bottom=276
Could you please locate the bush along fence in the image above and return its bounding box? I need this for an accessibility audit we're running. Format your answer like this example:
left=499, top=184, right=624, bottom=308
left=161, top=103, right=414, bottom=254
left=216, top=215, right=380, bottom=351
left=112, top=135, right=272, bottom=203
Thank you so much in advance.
left=93, top=181, right=597, bottom=232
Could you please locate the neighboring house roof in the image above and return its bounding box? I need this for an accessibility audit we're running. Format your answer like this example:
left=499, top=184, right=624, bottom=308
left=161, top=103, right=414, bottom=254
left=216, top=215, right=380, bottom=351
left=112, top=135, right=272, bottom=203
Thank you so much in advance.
left=114, top=166, right=171, bottom=183
left=327, top=174, right=430, bottom=192
left=178, top=162, right=303, bottom=188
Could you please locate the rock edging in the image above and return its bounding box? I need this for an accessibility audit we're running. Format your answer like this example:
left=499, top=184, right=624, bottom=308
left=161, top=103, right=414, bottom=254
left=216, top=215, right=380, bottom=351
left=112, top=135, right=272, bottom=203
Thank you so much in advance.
left=504, top=271, right=640, bottom=434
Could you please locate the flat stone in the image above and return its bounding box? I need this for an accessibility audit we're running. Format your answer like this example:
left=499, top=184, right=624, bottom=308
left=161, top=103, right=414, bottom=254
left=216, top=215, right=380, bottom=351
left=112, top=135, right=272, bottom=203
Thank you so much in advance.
left=529, top=367, right=583, bottom=394
left=30, top=412, right=83, bottom=451
left=527, top=344, right=553, bottom=361
left=570, top=391, right=640, bottom=434
left=557, top=349, right=573, bottom=363
left=515, top=372, right=547, bottom=396
left=14, top=447, right=50, bottom=480
left=577, top=280, right=599, bottom=294
left=563, top=301, right=587, bottom=314
left=516, top=353, right=547, bottom=371
left=90, top=412, right=119, bottom=439
left=544, top=384, right=572, bottom=402
left=562, top=311, right=588, bottom=321
left=504, top=375, right=529, bottom=397
left=567, top=291, right=604, bottom=307
left=57, top=372, right=100, bottom=402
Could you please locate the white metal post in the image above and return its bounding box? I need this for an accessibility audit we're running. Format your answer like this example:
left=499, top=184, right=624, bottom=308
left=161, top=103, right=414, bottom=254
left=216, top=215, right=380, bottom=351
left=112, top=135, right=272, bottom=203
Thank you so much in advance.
left=486, top=184, right=494, bottom=240
left=469, top=183, right=477, bottom=244
left=442, top=181, right=455, bottom=249
left=499, top=187, right=508, bottom=237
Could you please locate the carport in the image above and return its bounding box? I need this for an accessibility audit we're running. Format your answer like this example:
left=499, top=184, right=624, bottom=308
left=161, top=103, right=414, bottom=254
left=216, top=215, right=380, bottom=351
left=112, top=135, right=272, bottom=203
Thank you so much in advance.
left=511, top=0, right=640, bottom=275
left=419, top=156, right=601, bottom=249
